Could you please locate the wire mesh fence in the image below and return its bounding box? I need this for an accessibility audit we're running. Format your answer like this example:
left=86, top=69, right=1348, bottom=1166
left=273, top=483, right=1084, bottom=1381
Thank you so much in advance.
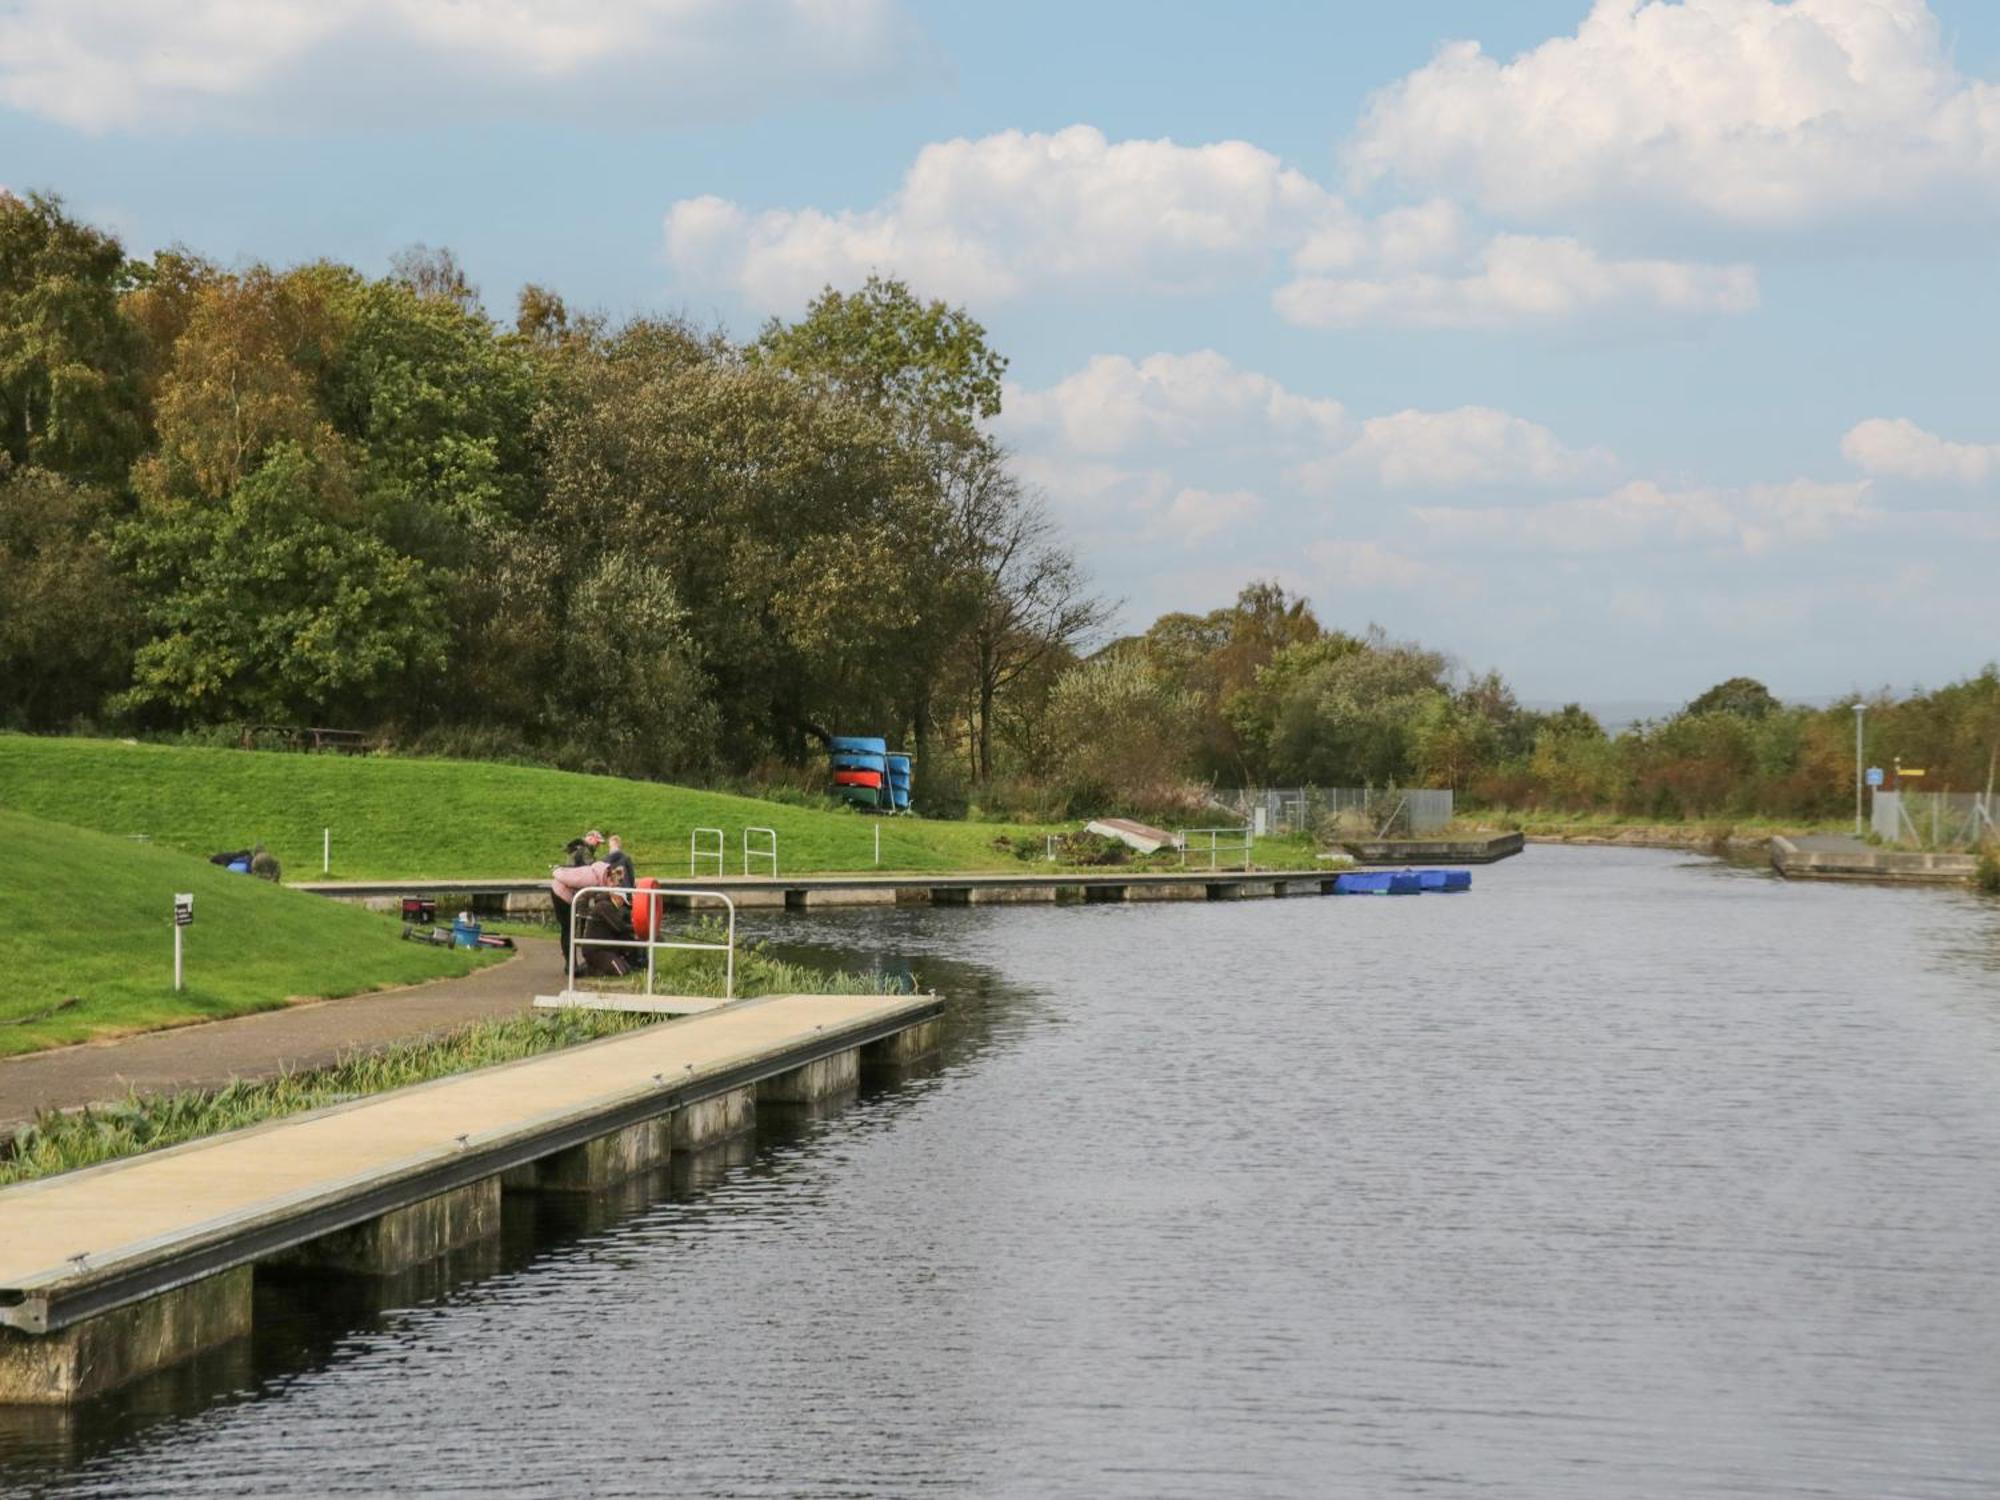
left=1871, top=790, right=1999, bottom=849
left=1212, top=787, right=1455, bottom=838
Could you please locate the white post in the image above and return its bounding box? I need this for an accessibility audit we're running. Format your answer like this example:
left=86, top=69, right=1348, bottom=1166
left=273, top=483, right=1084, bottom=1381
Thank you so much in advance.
left=323, top=826, right=331, bottom=875
left=874, top=824, right=881, bottom=867
left=172, top=892, right=191, bottom=991
left=1853, top=704, right=1865, bottom=836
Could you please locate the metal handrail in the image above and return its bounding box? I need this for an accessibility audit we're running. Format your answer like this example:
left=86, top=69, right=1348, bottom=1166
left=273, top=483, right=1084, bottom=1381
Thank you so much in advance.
left=1177, top=825, right=1253, bottom=872
left=566, top=885, right=737, bottom=999
left=744, top=826, right=778, bottom=877
left=690, top=827, right=724, bottom=877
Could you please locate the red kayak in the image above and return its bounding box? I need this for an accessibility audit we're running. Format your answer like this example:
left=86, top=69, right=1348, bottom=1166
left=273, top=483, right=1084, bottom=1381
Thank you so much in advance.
left=834, top=769, right=884, bottom=789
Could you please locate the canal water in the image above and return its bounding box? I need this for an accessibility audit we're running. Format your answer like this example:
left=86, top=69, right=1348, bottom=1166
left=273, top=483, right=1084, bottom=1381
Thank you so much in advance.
left=5, top=845, right=2000, bottom=1497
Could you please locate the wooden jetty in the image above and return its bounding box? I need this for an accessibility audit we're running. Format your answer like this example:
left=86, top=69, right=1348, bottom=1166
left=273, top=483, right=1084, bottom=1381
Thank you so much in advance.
left=294, top=868, right=1364, bottom=917
left=0, top=991, right=941, bottom=1405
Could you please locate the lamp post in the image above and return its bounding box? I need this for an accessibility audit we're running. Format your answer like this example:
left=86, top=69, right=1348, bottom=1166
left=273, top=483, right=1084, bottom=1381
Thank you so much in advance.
left=1853, top=703, right=1866, bottom=836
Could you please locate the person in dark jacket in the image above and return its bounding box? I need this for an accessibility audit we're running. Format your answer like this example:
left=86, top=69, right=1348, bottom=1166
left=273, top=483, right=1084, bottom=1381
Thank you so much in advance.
left=603, top=832, right=635, bottom=884
left=576, top=871, right=640, bottom=978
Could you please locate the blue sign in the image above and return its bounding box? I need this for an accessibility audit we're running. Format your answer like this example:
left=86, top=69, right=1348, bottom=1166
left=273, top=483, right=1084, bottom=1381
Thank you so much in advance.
left=1866, top=766, right=1884, bottom=788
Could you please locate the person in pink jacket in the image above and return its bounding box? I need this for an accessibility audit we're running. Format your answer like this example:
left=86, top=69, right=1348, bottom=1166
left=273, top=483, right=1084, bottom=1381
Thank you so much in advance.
left=550, top=859, right=614, bottom=963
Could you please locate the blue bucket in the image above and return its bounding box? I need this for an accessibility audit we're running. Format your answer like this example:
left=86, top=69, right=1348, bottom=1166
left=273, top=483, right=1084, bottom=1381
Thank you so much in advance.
left=451, top=916, right=483, bottom=948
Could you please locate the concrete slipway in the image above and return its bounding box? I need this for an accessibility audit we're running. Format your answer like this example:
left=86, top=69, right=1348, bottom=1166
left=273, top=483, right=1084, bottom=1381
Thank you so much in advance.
left=0, top=989, right=942, bottom=1405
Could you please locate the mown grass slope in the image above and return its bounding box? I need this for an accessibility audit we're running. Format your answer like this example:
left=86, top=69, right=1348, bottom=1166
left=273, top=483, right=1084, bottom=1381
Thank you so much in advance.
left=0, top=808, right=496, bottom=1055
left=0, top=735, right=1054, bottom=881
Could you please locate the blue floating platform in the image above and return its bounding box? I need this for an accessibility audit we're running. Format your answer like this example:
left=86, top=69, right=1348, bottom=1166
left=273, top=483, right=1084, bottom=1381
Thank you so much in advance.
left=1333, top=871, right=1423, bottom=895
left=1417, top=869, right=1472, bottom=892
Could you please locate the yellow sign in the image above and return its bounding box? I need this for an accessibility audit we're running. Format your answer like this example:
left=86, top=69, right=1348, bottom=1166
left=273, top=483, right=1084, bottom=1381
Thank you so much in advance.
left=1900, top=768, right=1927, bottom=778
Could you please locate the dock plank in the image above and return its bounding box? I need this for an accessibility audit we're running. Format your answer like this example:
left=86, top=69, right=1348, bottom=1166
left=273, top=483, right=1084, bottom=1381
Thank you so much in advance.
left=0, top=991, right=935, bottom=1319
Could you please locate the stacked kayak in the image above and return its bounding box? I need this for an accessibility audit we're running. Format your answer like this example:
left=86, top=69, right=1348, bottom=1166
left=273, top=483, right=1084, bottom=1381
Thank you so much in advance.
left=885, top=752, right=913, bottom=811
left=1333, top=869, right=1475, bottom=895
left=829, top=736, right=889, bottom=808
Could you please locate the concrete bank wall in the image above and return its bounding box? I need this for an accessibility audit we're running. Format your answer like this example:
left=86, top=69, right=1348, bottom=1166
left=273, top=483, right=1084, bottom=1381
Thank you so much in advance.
left=1770, top=836, right=1979, bottom=885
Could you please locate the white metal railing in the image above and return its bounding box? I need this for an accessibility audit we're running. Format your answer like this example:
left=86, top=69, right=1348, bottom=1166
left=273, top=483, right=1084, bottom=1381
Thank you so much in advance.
left=744, top=826, right=778, bottom=877
left=1178, top=825, right=1253, bottom=872
left=566, top=885, right=736, bottom=999
left=690, top=827, right=724, bottom=877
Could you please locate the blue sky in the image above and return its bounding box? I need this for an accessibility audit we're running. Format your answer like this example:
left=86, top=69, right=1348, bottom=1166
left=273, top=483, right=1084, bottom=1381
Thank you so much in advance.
left=4, top=0, right=1997, bottom=705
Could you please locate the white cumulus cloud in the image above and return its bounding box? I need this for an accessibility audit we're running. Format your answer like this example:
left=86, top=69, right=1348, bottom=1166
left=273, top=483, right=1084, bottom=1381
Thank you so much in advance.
left=668, top=124, right=1741, bottom=331
left=1347, top=0, right=2000, bottom=229
left=0, top=0, right=929, bottom=131
left=998, top=351, right=1347, bottom=459
left=1001, top=353, right=1613, bottom=503
left=1291, top=406, right=1619, bottom=492
left=1841, top=417, right=2000, bottom=484
left=1275, top=233, right=1758, bottom=330
left=1414, top=477, right=1875, bottom=555
left=667, top=126, right=1338, bottom=310
left=1156, top=488, right=1266, bottom=546
left=1305, top=539, right=1447, bottom=592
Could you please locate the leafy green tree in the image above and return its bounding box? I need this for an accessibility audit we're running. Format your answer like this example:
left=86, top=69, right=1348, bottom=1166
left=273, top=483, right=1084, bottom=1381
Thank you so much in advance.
left=1236, top=632, right=1449, bottom=786
left=534, top=317, right=935, bottom=762
left=554, top=554, right=719, bottom=778
left=0, top=462, right=131, bottom=726
left=119, top=443, right=445, bottom=723
left=0, top=192, right=143, bottom=482
left=755, top=275, right=1007, bottom=432
left=1684, top=676, right=1781, bottom=720
left=1145, top=581, right=1321, bottom=782
left=1043, top=649, right=1199, bottom=814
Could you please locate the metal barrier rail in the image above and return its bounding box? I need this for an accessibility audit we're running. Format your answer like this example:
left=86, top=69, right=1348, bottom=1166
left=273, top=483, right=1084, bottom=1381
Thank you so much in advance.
left=566, top=885, right=736, bottom=999
left=1177, top=825, right=1253, bottom=872
left=744, top=826, right=778, bottom=877
left=690, top=827, right=725, bottom=877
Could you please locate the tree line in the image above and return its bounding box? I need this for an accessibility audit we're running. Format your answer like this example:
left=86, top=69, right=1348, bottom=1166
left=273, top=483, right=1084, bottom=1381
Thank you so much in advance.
left=4, top=190, right=1992, bottom=824
left=1057, top=582, right=2000, bottom=823
left=0, top=192, right=1105, bottom=801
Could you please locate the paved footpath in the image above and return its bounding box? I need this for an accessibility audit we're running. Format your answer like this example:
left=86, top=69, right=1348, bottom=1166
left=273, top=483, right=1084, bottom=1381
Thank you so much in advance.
left=0, top=940, right=564, bottom=1138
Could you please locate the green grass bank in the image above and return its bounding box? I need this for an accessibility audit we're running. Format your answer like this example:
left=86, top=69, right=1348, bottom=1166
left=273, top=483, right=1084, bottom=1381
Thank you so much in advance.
left=0, top=808, right=497, bottom=1056
left=0, top=735, right=1060, bottom=881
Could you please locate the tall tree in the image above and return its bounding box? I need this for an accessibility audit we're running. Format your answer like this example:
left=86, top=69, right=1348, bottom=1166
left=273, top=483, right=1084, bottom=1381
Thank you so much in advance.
left=958, top=461, right=1112, bottom=782
left=755, top=275, right=1007, bottom=434
left=0, top=461, right=131, bottom=726
left=0, top=192, right=143, bottom=482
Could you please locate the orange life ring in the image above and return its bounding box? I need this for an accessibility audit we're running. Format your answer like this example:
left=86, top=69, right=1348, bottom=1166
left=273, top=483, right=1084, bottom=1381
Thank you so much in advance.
left=632, top=877, right=663, bottom=941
